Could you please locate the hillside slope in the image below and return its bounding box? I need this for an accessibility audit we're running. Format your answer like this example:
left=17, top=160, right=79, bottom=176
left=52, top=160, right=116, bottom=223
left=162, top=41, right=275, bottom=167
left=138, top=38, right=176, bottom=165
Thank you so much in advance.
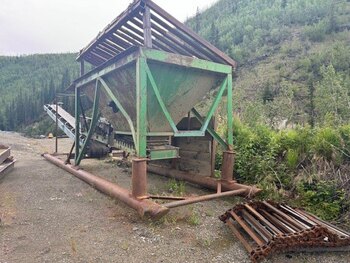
left=187, top=0, right=350, bottom=127
left=0, top=0, right=349, bottom=132
left=0, top=53, right=79, bottom=130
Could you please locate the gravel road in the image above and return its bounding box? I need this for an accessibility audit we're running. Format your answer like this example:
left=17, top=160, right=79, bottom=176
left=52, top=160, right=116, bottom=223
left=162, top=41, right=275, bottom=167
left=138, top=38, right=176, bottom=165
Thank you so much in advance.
left=1, top=131, right=349, bottom=263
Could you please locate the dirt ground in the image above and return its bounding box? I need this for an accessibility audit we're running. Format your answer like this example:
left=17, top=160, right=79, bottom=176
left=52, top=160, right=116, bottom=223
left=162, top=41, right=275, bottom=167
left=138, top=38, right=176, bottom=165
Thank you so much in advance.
left=1, top=131, right=350, bottom=263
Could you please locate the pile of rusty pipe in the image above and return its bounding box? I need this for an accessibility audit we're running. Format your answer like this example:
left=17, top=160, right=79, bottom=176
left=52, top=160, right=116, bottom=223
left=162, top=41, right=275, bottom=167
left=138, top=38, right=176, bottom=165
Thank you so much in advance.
left=147, top=164, right=261, bottom=196
left=42, top=153, right=169, bottom=218
left=220, top=201, right=350, bottom=263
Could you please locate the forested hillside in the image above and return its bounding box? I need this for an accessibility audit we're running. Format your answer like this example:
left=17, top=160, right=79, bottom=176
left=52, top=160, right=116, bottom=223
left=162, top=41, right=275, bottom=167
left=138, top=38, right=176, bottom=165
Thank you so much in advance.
left=1, top=0, right=349, bottom=132
left=187, top=0, right=350, bottom=127
left=0, top=54, right=79, bottom=131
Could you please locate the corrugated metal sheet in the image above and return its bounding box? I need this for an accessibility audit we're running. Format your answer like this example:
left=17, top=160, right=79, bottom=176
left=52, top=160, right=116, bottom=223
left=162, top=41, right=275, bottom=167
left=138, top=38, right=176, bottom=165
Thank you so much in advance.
left=77, top=0, right=236, bottom=68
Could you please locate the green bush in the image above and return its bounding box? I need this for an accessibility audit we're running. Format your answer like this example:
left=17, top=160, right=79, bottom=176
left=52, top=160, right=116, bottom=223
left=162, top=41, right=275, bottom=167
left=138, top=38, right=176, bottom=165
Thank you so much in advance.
left=313, top=127, right=342, bottom=162
left=216, top=119, right=350, bottom=220
left=286, top=149, right=299, bottom=169
left=296, top=180, right=347, bottom=220
left=303, top=20, right=328, bottom=42
left=339, top=125, right=350, bottom=160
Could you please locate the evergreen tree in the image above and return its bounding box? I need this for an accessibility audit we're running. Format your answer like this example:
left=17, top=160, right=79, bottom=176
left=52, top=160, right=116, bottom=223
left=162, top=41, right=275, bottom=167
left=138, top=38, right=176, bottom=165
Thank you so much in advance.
left=195, top=7, right=201, bottom=33
left=281, top=0, right=287, bottom=9
left=208, top=22, right=219, bottom=47
left=315, top=64, right=350, bottom=123
left=328, top=0, right=337, bottom=33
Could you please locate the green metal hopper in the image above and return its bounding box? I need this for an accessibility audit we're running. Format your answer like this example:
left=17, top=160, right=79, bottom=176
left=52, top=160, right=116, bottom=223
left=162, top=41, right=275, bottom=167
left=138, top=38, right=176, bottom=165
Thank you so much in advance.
left=74, top=47, right=232, bottom=163
left=43, top=0, right=262, bottom=218
left=70, top=0, right=235, bottom=167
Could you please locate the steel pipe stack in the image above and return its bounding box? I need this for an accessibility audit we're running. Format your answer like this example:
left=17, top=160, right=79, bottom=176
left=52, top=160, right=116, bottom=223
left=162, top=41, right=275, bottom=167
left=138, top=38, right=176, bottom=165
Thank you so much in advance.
left=220, top=201, right=350, bottom=263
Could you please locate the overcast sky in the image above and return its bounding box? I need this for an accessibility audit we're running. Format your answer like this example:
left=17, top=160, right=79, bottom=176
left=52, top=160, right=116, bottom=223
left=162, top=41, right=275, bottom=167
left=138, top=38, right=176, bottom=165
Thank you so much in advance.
left=0, top=0, right=217, bottom=56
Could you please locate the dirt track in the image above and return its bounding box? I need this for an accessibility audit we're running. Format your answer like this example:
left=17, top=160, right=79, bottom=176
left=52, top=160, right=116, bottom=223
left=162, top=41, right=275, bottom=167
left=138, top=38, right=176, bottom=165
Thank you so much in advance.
left=1, top=131, right=350, bottom=263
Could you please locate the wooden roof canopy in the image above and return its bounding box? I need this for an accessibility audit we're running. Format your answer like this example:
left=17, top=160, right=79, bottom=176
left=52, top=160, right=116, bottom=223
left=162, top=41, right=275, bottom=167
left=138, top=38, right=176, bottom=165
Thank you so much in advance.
left=77, top=0, right=236, bottom=68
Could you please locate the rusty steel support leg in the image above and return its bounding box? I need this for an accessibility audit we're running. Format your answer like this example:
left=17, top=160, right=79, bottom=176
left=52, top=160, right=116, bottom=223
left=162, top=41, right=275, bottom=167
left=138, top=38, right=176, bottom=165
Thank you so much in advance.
left=42, top=153, right=168, bottom=219
left=132, top=158, right=148, bottom=198
left=221, top=150, right=235, bottom=181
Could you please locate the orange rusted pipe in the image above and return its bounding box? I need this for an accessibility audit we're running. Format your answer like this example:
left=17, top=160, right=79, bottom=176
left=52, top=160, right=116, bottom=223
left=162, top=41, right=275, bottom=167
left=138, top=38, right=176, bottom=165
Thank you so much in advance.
left=147, top=164, right=261, bottom=197
left=163, top=188, right=246, bottom=208
left=42, top=153, right=168, bottom=218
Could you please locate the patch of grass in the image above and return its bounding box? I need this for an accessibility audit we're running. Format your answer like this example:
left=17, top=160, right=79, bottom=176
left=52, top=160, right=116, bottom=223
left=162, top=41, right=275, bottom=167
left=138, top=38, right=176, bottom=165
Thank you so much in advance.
left=166, top=179, right=186, bottom=196
left=196, top=237, right=212, bottom=247
left=150, top=208, right=193, bottom=226
left=187, top=211, right=201, bottom=226
left=214, top=169, right=221, bottom=179
left=157, top=214, right=178, bottom=225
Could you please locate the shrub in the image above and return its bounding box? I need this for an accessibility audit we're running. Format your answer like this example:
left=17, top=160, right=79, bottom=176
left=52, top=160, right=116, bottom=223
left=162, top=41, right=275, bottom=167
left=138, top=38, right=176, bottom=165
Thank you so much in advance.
left=339, top=125, right=350, bottom=160
left=216, top=119, right=350, bottom=220
left=296, top=180, right=347, bottom=221
left=303, top=20, right=328, bottom=42
left=313, top=127, right=342, bottom=162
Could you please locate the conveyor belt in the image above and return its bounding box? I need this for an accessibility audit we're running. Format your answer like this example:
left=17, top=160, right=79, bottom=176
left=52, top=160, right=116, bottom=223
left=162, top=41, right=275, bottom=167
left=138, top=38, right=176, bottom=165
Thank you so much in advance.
left=47, top=104, right=75, bottom=128
left=43, top=104, right=85, bottom=144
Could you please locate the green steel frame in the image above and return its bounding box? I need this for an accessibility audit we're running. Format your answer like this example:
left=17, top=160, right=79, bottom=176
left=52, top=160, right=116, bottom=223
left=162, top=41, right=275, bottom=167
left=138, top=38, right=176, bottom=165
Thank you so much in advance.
left=74, top=48, right=233, bottom=163
left=75, top=80, right=101, bottom=165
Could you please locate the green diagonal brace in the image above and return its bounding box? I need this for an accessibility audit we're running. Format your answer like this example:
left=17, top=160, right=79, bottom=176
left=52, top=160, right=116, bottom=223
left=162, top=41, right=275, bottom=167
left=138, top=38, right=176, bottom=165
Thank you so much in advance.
left=200, top=77, right=228, bottom=134
left=191, top=108, right=228, bottom=148
left=76, top=79, right=101, bottom=165
left=136, top=57, right=148, bottom=157
left=227, top=73, right=233, bottom=147
left=98, top=77, right=137, bottom=145
left=144, top=62, right=179, bottom=133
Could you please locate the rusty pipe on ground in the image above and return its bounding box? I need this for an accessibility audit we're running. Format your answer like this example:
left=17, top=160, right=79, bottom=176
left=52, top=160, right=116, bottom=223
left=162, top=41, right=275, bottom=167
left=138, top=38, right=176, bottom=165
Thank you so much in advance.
left=163, top=188, right=246, bottom=208
left=42, top=153, right=169, bottom=219
left=147, top=165, right=261, bottom=197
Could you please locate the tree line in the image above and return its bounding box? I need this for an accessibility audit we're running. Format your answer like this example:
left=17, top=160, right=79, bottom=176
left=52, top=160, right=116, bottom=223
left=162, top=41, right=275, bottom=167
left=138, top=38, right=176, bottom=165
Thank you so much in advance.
left=0, top=54, right=79, bottom=131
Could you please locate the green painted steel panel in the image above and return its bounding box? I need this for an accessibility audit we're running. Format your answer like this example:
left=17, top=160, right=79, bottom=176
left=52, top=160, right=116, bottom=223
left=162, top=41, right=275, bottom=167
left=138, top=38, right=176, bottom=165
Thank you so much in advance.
left=82, top=53, right=226, bottom=134
left=77, top=48, right=233, bottom=156
left=149, top=148, right=179, bottom=160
